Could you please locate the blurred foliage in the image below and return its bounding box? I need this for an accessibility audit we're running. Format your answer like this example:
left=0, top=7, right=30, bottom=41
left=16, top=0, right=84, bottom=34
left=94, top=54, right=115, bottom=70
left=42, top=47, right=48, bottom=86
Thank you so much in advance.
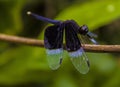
left=0, top=0, right=120, bottom=87
left=56, top=0, right=120, bottom=30
left=0, top=0, right=25, bottom=34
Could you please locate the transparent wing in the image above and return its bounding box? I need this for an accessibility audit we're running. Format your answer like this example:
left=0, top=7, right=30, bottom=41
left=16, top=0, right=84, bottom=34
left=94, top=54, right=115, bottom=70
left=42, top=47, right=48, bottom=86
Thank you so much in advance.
left=46, top=48, right=63, bottom=70
left=69, top=48, right=89, bottom=74
left=78, top=33, right=98, bottom=45
left=44, top=24, right=64, bottom=70
left=78, top=35, right=89, bottom=44
left=65, top=20, right=89, bottom=74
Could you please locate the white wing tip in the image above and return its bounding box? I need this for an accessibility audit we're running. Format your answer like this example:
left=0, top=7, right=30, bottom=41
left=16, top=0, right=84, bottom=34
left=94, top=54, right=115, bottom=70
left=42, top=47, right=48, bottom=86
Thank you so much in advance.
left=69, top=48, right=83, bottom=58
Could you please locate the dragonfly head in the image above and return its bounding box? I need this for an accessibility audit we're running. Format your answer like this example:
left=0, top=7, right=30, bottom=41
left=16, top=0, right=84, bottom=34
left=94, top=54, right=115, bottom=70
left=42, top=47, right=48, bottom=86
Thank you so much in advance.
left=78, top=25, right=98, bottom=44
left=78, top=25, right=89, bottom=35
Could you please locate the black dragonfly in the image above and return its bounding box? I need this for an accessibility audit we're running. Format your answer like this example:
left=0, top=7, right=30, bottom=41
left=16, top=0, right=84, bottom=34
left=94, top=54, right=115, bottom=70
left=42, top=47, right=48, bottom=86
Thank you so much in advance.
left=27, top=11, right=97, bottom=74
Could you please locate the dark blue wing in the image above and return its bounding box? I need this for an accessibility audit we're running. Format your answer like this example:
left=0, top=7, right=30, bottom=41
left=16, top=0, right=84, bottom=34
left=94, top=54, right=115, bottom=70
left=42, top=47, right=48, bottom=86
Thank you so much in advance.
left=65, top=20, right=89, bottom=74
left=44, top=23, right=64, bottom=70
left=69, top=20, right=98, bottom=44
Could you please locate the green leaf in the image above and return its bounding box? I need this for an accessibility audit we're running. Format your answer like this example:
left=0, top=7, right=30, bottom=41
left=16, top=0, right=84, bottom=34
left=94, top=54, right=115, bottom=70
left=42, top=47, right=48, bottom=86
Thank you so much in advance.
left=55, top=0, right=120, bottom=30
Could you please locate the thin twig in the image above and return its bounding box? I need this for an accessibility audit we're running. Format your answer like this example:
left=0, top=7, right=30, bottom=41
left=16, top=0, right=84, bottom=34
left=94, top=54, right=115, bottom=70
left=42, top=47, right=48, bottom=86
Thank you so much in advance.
left=0, top=34, right=43, bottom=47
left=0, top=33, right=120, bottom=53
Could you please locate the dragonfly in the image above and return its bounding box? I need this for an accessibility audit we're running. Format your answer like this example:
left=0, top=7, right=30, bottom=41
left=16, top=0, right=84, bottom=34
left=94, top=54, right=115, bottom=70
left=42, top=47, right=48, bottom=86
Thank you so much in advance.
left=27, top=11, right=97, bottom=74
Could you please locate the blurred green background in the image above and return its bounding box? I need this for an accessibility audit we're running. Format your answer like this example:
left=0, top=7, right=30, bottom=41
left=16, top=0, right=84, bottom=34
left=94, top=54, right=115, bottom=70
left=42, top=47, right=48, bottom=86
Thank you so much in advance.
left=0, top=0, right=120, bottom=87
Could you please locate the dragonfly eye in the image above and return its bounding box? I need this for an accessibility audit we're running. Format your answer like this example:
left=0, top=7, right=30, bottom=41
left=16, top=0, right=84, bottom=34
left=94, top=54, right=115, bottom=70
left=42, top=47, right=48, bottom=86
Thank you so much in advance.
left=79, top=25, right=89, bottom=35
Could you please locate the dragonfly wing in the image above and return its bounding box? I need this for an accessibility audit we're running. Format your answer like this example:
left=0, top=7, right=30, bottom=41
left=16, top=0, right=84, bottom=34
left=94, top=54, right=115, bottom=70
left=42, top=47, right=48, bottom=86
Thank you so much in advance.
left=80, top=33, right=98, bottom=44
left=44, top=24, right=64, bottom=70
left=65, top=21, right=89, bottom=74
left=69, top=48, right=89, bottom=74
left=46, top=48, right=63, bottom=70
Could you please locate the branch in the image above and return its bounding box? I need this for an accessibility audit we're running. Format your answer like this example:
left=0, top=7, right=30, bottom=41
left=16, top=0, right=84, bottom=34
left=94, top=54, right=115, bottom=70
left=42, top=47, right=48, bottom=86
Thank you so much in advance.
left=0, top=33, right=120, bottom=53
